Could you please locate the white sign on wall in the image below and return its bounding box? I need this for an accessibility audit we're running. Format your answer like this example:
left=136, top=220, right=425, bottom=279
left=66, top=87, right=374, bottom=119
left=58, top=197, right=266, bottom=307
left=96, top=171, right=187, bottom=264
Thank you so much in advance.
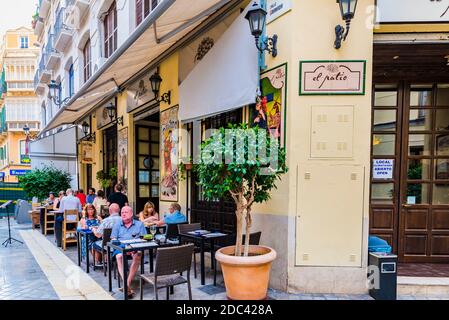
left=267, top=0, right=292, bottom=23
left=376, top=0, right=449, bottom=23
left=373, top=159, right=394, bottom=179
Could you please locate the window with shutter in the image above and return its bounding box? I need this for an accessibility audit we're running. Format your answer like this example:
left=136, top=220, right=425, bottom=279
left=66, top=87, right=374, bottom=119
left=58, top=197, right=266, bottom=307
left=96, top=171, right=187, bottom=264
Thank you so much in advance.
left=104, top=2, right=117, bottom=58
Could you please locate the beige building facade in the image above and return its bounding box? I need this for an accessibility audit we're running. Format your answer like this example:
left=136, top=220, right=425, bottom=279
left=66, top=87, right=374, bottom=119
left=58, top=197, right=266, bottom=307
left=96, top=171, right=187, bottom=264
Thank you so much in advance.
left=33, top=0, right=449, bottom=294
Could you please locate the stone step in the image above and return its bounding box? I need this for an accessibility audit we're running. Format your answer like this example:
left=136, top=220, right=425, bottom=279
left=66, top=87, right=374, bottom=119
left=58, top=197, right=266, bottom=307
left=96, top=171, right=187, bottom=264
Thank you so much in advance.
left=397, top=276, right=449, bottom=297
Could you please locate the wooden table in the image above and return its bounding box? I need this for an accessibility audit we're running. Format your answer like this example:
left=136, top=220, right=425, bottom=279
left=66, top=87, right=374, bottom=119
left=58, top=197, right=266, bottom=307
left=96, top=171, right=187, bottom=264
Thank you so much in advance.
left=179, top=231, right=228, bottom=286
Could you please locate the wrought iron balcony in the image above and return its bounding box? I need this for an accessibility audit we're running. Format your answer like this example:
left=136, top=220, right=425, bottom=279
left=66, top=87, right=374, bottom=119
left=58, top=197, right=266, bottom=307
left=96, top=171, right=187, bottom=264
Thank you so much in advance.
left=54, top=7, right=73, bottom=52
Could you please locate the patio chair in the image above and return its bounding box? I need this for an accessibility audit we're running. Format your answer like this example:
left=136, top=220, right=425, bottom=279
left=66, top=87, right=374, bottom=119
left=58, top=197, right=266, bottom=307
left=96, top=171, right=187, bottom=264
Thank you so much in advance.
left=62, top=209, right=79, bottom=250
left=44, top=207, right=55, bottom=235
left=139, top=244, right=194, bottom=300
left=166, top=221, right=188, bottom=240
left=92, top=228, right=112, bottom=275
left=178, top=223, right=202, bottom=278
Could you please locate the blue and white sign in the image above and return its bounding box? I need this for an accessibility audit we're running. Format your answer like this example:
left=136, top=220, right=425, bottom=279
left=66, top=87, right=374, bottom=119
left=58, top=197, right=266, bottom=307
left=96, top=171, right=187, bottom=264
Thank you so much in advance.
left=373, top=159, right=394, bottom=179
left=10, top=170, right=31, bottom=176
left=267, top=0, right=292, bottom=23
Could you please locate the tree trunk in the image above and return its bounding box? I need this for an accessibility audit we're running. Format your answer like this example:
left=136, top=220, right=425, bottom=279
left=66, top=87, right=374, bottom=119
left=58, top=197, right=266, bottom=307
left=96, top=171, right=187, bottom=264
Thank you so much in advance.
left=244, top=206, right=252, bottom=257
left=235, top=205, right=244, bottom=257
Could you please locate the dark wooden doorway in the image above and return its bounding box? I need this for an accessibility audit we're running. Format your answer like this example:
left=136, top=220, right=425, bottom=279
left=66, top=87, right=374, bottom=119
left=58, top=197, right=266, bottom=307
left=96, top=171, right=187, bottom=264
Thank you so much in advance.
left=103, top=125, right=117, bottom=197
left=135, top=114, right=160, bottom=214
left=190, top=109, right=243, bottom=234
left=371, top=82, right=449, bottom=263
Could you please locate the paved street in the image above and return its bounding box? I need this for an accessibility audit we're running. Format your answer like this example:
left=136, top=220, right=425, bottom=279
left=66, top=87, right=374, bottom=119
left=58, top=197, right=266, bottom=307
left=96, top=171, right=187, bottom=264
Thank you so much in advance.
left=1, top=218, right=448, bottom=300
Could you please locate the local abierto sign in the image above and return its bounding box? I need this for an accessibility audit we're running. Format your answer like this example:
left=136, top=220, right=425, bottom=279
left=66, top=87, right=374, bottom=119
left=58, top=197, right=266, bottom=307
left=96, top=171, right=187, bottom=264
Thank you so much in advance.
left=299, top=61, right=366, bottom=95
left=373, top=159, right=394, bottom=179
left=376, top=0, right=449, bottom=23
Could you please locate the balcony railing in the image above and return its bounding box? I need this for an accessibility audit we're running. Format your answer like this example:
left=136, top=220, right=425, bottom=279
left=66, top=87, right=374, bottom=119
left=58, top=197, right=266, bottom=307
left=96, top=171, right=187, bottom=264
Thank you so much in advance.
left=45, top=34, right=56, bottom=55
left=54, top=8, right=67, bottom=41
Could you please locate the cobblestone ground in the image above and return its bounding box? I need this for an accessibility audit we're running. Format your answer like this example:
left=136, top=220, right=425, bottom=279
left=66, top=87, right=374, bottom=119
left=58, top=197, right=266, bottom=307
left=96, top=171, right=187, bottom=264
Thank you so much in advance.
left=0, top=218, right=59, bottom=300
left=2, top=218, right=448, bottom=300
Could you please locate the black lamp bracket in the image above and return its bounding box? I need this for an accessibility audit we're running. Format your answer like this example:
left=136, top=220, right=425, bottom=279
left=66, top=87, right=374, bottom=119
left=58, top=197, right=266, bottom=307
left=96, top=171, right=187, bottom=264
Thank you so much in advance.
left=334, top=20, right=351, bottom=49
left=255, top=34, right=278, bottom=57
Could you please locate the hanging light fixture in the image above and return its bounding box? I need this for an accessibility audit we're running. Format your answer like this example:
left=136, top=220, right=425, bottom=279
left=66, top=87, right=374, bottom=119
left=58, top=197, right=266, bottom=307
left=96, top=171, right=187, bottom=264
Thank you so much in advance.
left=149, top=71, right=171, bottom=105
left=334, top=0, right=358, bottom=49
left=48, top=80, right=71, bottom=107
left=105, top=101, right=123, bottom=126
left=245, top=1, right=278, bottom=57
left=82, top=121, right=89, bottom=136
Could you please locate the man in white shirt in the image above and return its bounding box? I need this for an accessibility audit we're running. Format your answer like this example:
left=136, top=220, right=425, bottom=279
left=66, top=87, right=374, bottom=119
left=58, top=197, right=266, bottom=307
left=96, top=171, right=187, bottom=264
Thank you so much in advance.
left=59, top=188, right=83, bottom=213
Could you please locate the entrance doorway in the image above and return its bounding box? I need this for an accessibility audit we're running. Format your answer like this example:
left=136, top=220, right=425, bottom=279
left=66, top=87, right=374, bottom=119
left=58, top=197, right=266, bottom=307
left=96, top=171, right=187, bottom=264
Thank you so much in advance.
left=135, top=112, right=160, bottom=214
left=370, top=82, right=449, bottom=263
left=103, top=125, right=117, bottom=197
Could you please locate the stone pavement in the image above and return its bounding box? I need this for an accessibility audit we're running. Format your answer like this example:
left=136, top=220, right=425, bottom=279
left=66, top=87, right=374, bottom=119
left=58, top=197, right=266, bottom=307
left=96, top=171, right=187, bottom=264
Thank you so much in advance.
left=1, top=218, right=448, bottom=300
left=0, top=218, right=58, bottom=300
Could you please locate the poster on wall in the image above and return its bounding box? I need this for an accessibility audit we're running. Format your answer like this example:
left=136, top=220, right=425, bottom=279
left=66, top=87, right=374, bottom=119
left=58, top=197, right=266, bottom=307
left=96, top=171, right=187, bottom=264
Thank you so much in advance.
left=252, top=63, right=287, bottom=147
left=160, top=106, right=179, bottom=202
left=118, top=127, right=128, bottom=194
left=80, top=141, right=94, bottom=164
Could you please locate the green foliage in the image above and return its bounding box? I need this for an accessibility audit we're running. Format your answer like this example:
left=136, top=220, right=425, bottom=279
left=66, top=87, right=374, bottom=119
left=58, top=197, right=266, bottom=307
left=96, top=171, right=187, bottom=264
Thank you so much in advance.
left=96, top=167, right=118, bottom=189
left=19, top=166, right=71, bottom=201
left=194, top=123, right=287, bottom=205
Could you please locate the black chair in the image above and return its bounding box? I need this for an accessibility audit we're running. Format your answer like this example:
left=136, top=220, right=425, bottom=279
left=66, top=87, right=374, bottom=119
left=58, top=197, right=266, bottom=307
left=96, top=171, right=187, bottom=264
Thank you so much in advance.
left=92, top=228, right=112, bottom=275
left=166, top=222, right=188, bottom=240
left=178, top=223, right=202, bottom=278
left=139, top=244, right=194, bottom=300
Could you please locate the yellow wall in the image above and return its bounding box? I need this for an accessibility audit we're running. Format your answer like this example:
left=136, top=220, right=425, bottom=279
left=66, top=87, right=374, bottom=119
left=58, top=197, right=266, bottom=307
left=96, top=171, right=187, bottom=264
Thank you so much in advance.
left=158, top=52, right=181, bottom=215
left=5, top=30, right=37, bottom=49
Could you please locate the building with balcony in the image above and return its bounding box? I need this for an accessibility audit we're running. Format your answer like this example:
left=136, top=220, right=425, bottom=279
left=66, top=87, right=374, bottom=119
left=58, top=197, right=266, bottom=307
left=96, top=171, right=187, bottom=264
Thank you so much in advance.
left=0, top=27, right=40, bottom=182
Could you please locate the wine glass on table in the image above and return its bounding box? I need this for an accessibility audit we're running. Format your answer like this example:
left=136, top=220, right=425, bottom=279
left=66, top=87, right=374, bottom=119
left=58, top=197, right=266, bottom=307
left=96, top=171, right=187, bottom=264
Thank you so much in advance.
left=149, top=225, right=157, bottom=243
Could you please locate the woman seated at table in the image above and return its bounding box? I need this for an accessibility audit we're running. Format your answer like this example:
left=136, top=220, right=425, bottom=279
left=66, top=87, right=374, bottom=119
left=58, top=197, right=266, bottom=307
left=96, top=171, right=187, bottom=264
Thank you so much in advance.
left=93, top=190, right=107, bottom=214
left=53, top=191, right=64, bottom=211
left=79, top=204, right=102, bottom=267
left=139, top=201, right=159, bottom=226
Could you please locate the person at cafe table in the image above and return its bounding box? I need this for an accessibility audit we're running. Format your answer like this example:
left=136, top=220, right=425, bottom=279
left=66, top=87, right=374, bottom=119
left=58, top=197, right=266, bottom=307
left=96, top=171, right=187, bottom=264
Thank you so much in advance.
left=110, top=206, right=147, bottom=298
left=155, top=203, right=186, bottom=226
left=58, top=189, right=82, bottom=213
left=91, top=203, right=122, bottom=253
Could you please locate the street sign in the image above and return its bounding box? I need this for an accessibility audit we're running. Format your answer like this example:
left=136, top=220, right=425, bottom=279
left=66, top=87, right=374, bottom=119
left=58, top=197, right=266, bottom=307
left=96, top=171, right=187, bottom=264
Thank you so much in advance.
left=10, top=170, right=31, bottom=176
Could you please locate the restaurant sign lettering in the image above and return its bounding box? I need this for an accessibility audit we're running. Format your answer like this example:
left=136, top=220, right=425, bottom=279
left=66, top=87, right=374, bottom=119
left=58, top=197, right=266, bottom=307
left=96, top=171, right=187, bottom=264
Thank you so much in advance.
left=299, top=61, right=366, bottom=95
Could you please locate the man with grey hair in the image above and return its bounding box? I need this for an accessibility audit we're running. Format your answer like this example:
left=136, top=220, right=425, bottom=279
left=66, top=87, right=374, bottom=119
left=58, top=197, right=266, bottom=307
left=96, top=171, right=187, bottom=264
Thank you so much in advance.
left=58, top=188, right=82, bottom=213
left=92, top=203, right=122, bottom=267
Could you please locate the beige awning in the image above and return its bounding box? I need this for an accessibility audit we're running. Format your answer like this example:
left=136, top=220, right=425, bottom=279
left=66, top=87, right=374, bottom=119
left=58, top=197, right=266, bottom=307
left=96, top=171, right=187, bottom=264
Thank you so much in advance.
left=41, top=0, right=236, bottom=133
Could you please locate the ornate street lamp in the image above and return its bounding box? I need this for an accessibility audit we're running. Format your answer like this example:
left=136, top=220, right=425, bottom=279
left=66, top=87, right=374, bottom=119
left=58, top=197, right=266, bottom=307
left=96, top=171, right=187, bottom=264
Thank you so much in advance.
left=48, top=80, right=71, bottom=107
left=82, top=121, right=89, bottom=136
left=105, top=102, right=123, bottom=126
left=245, top=1, right=278, bottom=57
left=149, top=71, right=171, bottom=105
left=334, top=0, right=358, bottom=49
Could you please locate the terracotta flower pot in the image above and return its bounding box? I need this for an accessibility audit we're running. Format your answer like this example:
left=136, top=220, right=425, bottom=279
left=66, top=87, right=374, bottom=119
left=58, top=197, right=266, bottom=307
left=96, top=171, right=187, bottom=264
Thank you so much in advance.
left=215, top=245, right=276, bottom=300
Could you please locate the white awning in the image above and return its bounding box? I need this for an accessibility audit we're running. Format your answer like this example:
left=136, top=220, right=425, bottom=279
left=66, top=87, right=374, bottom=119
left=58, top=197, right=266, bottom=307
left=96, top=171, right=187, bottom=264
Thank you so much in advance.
left=41, top=0, right=236, bottom=133
left=179, top=2, right=259, bottom=122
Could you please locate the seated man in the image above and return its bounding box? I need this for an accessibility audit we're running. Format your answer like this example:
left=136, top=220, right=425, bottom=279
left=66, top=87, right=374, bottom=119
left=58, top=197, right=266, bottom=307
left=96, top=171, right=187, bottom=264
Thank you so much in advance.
left=156, top=203, right=186, bottom=226
left=91, top=203, right=122, bottom=263
left=110, top=206, right=147, bottom=298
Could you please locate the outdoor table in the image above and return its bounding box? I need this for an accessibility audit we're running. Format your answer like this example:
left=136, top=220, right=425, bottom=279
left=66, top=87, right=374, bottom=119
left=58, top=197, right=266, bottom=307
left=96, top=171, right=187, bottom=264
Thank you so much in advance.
left=179, top=231, right=228, bottom=286
left=106, top=240, right=176, bottom=300
left=77, top=229, right=93, bottom=273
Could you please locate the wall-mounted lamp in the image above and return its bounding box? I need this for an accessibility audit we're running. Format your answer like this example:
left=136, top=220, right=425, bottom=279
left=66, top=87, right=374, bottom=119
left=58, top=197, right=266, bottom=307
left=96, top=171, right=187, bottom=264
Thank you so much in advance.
left=149, top=71, right=171, bottom=105
left=245, top=1, right=278, bottom=58
left=23, top=124, right=30, bottom=136
left=334, top=0, right=358, bottom=49
left=48, top=80, right=71, bottom=107
left=80, top=121, right=96, bottom=143
left=105, top=102, right=124, bottom=126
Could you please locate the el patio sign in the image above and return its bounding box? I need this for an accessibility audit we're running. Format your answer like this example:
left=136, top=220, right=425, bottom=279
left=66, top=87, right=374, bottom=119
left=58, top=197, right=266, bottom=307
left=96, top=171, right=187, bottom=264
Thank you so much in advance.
left=376, top=0, right=449, bottom=23
left=299, top=61, right=366, bottom=95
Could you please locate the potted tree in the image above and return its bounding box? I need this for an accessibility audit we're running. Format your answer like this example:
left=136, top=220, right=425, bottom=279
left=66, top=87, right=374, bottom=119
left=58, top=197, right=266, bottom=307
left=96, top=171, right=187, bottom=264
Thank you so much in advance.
left=192, top=123, right=287, bottom=300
